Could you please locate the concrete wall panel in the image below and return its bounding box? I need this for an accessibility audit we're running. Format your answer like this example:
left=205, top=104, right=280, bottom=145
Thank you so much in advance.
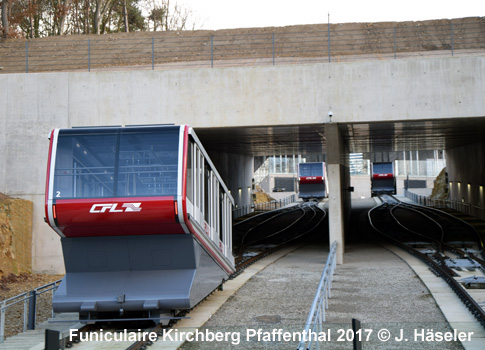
left=0, top=82, right=7, bottom=190
left=68, top=71, right=172, bottom=126
left=446, top=140, right=485, bottom=206
left=207, top=151, right=254, bottom=208
left=3, top=74, right=69, bottom=195
left=27, top=194, right=64, bottom=274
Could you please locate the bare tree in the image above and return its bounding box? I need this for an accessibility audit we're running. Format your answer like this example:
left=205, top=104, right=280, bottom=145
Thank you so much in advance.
left=167, top=1, right=190, bottom=30
left=1, top=0, right=197, bottom=38
left=121, top=0, right=128, bottom=32
left=93, top=0, right=113, bottom=34
left=83, top=0, right=89, bottom=34
left=148, top=4, right=165, bottom=31
left=57, top=0, right=72, bottom=35
left=146, top=0, right=194, bottom=31
left=1, top=0, right=10, bottom=36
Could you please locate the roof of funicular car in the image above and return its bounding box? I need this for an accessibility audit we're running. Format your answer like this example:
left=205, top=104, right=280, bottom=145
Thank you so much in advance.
left=63, top=124, right=178, bottom=132
left=56, top=124, right=235, bottom=206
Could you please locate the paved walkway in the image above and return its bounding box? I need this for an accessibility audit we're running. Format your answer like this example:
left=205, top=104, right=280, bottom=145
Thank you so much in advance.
left=155, top=240, right=473, bottom=349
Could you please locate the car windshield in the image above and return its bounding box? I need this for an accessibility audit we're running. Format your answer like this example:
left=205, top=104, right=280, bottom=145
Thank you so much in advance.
left=53, top=126, right=180, bottom=199
left=299, top=163, right=323, bottom=177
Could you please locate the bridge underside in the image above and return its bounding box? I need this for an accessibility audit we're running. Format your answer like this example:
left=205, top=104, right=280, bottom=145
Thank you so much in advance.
left=196, top=116, right=485, bottom=264
left=195, top=116, right=485, bottom=155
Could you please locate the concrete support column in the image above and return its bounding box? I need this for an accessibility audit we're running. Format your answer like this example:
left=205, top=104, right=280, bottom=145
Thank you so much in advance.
left=325, top=123, right=350, bottom=264
left=207, top=151, right=254, bottom=208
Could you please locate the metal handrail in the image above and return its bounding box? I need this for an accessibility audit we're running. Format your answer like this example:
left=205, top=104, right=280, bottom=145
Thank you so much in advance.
left=404, top=190, right=485, bottom=220
left=297, top=241, right=338, bottom=350
left=254, top=194, right=296, bottom=211
left=0, top=279, right=62, bottom=343
left=233, top=194, right=296, bottom=219
left=0, top=292, right=29, bottom=341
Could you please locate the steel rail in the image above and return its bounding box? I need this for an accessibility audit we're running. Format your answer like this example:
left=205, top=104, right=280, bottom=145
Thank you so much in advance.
left=395, top=196, right=485, bottom=255
left=236, top=203, right=308, bottom=255
left=234, top=203, right=326, bottom=273
left=242, top=203, right=308, bottom=244
left=391, top=197, right=485, bottom=265
left=368, top=198, right=485, bottom=329
left=390, top=203, right=445, bottom=250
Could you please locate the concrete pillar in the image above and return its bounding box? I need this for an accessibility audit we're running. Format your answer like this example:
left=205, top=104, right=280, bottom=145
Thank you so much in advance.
left=206, top=150, right=254, bottom=208
left=325, top=123, right=351, bottom=264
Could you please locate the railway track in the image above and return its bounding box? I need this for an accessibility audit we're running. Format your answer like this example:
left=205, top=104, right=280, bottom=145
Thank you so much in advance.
left=3, top=201, right=326, bottom=350
left=368, top=195, right=485, bottom=329
left=233, top=201, right=326, bottom=270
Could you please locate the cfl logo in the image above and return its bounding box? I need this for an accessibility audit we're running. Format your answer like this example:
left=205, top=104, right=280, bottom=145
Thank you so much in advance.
left=89, top=203, right=142, bottom=213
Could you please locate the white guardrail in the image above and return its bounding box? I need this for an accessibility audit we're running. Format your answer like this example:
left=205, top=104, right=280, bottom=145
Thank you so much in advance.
left=297, top=241, right=338, bottom=350
left=404, top=190, right=485, bottom=220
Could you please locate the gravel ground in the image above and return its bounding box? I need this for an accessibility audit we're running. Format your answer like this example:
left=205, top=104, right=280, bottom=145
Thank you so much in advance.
left=177, top=242, right=464, bottom=350
left=179, top=240, right=329, bottom=350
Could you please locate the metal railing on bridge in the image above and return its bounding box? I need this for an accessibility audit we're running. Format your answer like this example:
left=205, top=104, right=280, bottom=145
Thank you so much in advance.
left=297, top=241, right=338, bottom=350
left=0, top=19, right=483, bottom=74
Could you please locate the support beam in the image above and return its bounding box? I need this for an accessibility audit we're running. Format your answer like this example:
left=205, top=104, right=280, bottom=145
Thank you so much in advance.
left=325, top=123, right=351, bottom=264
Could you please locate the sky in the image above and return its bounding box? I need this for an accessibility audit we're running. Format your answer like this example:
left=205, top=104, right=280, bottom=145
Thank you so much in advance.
left=179, top=0, right=483, bottom=30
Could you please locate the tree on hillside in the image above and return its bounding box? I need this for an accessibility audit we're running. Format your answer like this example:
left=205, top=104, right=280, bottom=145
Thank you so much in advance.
left=0, top=0, right=27, bottom=38
left=124, top=0, right=145, bottom=31
left=1, top=0, right=70, bottom=37
left=148, top=3, right=165, bottom=31
left=0, top=0, right=196, bottom=38
left=2, top=0, right=40, bottom=38
left=1, top=0, right=9, bottom=36
left=101, top=0, right=145, bottom=33
left=121, top=0, right=128, bottom=31
left=56, top=0, right=73, bottom=35
left=93, top=0, right=113, bottom=34
left=145, top=0, right=197, bottom=31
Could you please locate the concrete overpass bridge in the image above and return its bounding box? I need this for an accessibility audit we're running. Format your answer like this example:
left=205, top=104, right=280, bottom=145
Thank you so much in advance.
left=1, top=29, right=484, bottom=272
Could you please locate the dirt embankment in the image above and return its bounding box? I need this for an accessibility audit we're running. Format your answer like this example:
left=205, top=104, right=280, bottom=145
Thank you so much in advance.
left=0, top=16, right=483, bottom=73
left=0, top=193, right=63, bottom=339
left=430, top=168, right=449, bottom=200
left=0, top=193, right=33, bottom=278
left=253, top=185, right=275, bottom=203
